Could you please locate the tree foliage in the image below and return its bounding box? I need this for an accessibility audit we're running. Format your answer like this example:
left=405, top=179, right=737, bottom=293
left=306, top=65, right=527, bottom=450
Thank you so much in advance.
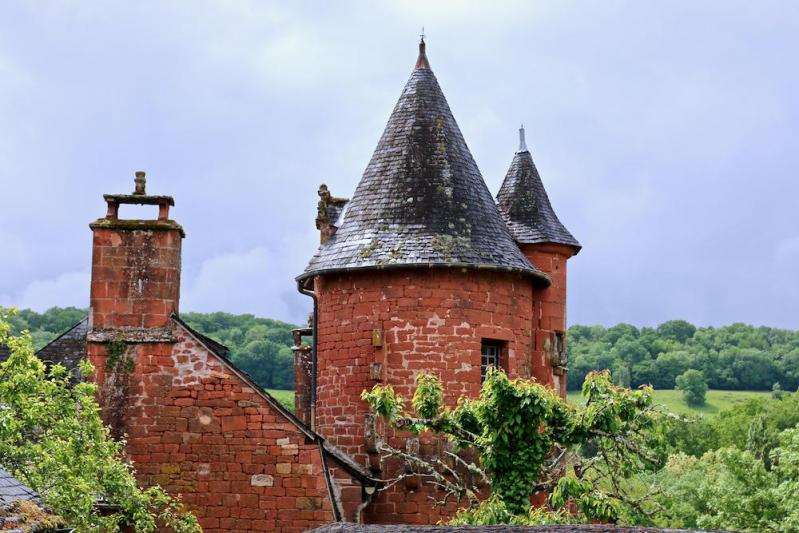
left=675, top=369, right=708, bottom=406
left=653, top=425, right=799, bottom=532
left=362, top=369, right=664, bottom=523
left=0, top=309, right=200, bottom=532
left=568, top=321, right=799, bottom=391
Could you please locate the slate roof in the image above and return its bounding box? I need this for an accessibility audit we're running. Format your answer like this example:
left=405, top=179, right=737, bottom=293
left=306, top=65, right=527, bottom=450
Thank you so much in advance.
left=496, top=131, right=580, bottom=252
left=0, top=467, right=38, bottom=507
left=0, top=319, right=88, bottom=380
left=309, top=524, right=731, bottom=533
left=0, top=467, right=64, bottom=531
left=37, top=318, right=89, bottom=379
left=300, top=41, right=548, bottom=285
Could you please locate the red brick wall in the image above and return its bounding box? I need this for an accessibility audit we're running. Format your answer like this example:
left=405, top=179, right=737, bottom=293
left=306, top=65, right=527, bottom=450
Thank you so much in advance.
left=88, top=322, right=337, bottom=532
left=521, top=243, right=577, bottom=398
left=90, top=227, right=182, bottom=330
left=313, top=268, right=550, bottom=523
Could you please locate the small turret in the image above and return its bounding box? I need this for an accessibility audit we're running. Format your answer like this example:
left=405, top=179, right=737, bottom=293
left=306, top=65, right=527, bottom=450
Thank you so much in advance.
left=497, top=127, right=581, bottom=398
left=496, top=126, right=580, bottom=251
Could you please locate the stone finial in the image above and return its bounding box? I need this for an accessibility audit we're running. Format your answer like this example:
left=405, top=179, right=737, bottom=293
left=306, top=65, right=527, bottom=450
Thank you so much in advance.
left=133, top=171, right=147, bottom=195
left=518, top=125, right=528, bottom=153
left=415, top=34, right=430, bottom=70
left=318, top=183, right=331, bottom=204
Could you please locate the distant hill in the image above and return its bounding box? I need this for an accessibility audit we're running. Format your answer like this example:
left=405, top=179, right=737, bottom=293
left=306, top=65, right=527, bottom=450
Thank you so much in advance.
left=7, top=309, right=798, bottom=394
left=568, top=321, right=799, bottom=392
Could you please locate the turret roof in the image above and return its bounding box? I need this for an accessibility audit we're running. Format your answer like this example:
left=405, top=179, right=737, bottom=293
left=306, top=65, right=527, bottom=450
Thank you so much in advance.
left=496, top=128, right=580, bottom=251
left=300, top=42, right=546, bottom=284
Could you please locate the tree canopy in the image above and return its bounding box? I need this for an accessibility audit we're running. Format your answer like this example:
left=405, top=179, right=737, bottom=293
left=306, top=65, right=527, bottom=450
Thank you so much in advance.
left=568, top=321, right=799, bottom=391
left=0, top=309, right=200, bottom=532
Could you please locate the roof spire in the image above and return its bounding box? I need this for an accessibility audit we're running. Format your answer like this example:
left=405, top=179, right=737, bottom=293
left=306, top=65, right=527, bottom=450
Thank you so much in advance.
left=518, top=124, right=528, bottom=152
left=415, top=29, right=430, bottom=70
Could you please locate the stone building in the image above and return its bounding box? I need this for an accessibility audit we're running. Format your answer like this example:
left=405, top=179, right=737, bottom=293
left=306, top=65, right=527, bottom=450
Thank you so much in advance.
left=3, top=178, right=375, bottom=533
left=294, top=39, right=579, bottom=524
left=2, top=39, right=579, bottom=531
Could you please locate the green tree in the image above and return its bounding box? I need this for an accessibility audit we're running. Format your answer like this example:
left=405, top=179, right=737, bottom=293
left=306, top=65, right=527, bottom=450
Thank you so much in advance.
left=675, top=369, right=708, bottom=406
left=656, top=320, right=697, bottom=344
left=747, top=415, right=778, bottom=470
left=656, top=425, right=799, bottom=532
left=0, top=309, right=200, bottom=532
left=362, top=369, right=664, bottom=523
left=655, top=351, right=691, bottom=389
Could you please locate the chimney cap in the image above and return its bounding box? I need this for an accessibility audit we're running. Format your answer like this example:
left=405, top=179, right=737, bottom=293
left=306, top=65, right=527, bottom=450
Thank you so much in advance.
left=103, top=171, right=175, bottom=207
left=133, top=170, right=147, bottom=195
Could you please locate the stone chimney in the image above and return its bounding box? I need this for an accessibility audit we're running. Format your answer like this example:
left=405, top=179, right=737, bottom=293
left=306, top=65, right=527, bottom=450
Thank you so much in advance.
left=86, top=172, right=185, bottom=438
left=88, top=171, right=185, bottom=338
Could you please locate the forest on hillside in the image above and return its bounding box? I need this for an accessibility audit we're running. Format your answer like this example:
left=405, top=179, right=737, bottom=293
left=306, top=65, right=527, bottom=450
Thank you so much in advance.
left=8, top=309, right=799, bottom=393
left=568, top=320, right=799, bottom=392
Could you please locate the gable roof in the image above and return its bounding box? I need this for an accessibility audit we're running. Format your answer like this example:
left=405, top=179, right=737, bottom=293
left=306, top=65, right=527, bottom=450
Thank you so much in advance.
left=0, top=315, right=375, bottom=489
left=170, top=314, right=317, bottom=440
left=170, top=315, right=375, bottom=486
left=496, top=129, right=580, bottom=251
left=300, top=42, right=548, bottom=285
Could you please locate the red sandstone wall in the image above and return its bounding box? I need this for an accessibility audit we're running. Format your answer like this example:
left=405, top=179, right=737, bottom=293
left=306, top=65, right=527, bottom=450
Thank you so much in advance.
left=313, top=268, right=549, bottom=523
left=520, top=243, right=576, bottom=398
left=90, top=228, right=181, bottom=330
left=88, top=322, right=337, bottom=533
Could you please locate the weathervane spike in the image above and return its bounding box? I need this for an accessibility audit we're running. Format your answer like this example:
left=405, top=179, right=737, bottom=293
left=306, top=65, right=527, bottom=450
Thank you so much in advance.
left=415, top=28, right=430, bottom=70
left=518, top=125, right=528, bottom=152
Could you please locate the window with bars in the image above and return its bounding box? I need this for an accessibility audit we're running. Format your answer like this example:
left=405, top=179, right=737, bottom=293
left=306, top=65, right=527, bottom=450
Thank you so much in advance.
left=480, top=341, right=503, bottom=382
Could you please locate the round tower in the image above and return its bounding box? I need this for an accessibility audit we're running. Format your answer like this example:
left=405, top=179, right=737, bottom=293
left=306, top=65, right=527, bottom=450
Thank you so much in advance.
left=296, top=41, right=576, bottom=524
left=496, top=127, right=581, bottom=398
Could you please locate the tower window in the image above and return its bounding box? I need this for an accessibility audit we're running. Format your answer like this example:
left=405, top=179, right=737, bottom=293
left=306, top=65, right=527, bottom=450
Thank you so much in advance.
left=480, top=341, right=504, bottom=382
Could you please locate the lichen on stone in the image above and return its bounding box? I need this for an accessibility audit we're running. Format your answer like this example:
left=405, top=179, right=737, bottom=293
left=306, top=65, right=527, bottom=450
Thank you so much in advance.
left=431, top=234, right=471, bottom=257
left=359, top=239, right=382, bottom=259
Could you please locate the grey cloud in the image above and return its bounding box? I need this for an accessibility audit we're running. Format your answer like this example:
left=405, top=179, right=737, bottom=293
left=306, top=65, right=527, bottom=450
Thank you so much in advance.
left=1, top=1, right=797, bottom=328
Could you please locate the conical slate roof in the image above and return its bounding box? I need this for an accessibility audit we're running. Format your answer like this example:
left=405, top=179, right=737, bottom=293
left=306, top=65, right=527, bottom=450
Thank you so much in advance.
left=300, top=42, right=547, bottom=284
left=496, top=128, right=581, bottom=251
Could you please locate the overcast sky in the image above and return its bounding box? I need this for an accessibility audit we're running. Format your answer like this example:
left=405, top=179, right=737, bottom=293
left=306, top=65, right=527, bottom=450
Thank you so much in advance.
left=1, top=1, right=797, bottom=329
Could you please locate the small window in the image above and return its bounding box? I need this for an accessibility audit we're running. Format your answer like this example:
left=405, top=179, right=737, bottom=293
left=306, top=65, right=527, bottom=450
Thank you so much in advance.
left=480, top=341, right=503, bottom=382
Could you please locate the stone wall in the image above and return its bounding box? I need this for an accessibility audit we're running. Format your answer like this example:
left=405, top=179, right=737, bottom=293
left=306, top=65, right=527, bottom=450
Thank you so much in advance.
left=89, top=227, right=182, bottom=330
left=313, top=268, right=552, bottom=524
left=88, top=321, right=338, bottom=532
left=520, top=243, right=576, bottom=398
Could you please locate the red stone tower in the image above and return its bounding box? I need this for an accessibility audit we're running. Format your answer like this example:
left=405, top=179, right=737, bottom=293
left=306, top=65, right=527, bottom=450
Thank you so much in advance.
left=496, top=127, right=581, bottom=398
left=297, top=41, right=579, bottom=523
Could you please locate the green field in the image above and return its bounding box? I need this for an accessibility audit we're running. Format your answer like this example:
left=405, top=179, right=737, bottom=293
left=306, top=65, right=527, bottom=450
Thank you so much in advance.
left=265, top=388, right=770, bottom=418
left=265, top=389, right=295, bottom=412
left=567, top=388, right=771, bottom=417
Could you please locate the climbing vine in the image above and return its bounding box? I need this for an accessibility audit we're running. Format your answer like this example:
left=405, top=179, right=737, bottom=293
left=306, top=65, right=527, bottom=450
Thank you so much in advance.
left=362, top=369, right=665, bottom=523
left=106, top=338, right=134, bottom=373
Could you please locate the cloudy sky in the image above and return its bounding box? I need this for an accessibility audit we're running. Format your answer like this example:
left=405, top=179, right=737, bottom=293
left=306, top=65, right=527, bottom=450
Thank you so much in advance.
left=1, top=1, right=797, bottom=328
